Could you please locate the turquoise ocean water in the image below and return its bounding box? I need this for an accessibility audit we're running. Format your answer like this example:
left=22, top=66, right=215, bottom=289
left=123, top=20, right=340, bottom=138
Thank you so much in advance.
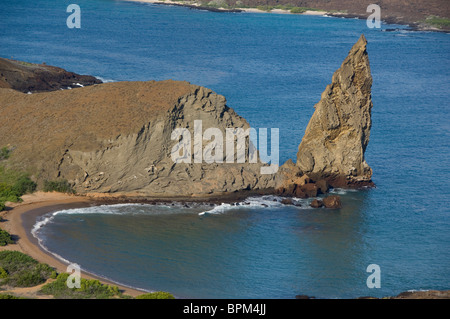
left=1, top=0, right=449, bottom=298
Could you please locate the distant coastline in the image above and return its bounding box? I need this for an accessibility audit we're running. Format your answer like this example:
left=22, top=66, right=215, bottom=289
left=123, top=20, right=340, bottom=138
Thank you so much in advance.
left=124, top=0, right=329, bottom=16
left=124, top=0, right=450, bottom=33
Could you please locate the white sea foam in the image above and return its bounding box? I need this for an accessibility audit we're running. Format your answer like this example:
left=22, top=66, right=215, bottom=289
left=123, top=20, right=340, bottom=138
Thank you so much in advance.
left=94, top=76, right=116, bottom=83
left=328, top=188, right=358, bottom=195
left=31, top=202, right=200, bottom=236
left=31, top=204, right=159, bottom=237
left=198, top=195, right=308, bottom=215
left=31, top=215, right=54, bottom=238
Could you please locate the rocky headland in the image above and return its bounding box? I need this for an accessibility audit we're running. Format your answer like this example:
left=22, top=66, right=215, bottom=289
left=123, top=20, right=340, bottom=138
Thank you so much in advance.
left=0, top=57, right=102, bottom=93
left=0, top=35, right=374, bottom=205
left=0, top=79, right=275, bottom=198
left=273, top=34, right=374, bottom=203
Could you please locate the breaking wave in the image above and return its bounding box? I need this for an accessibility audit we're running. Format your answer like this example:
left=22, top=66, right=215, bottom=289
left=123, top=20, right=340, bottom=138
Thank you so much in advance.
left=198, top=195, right=310, bottom=215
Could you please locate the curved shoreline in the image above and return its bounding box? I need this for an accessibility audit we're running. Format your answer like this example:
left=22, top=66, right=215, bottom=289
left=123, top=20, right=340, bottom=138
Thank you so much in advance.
left=0, top=190, right=270, bottom=298
left=0, top=193, right=148, bottom=297
left=1, top=192, right=449, bottom=299
left=123, top=0, right=449, bottom=33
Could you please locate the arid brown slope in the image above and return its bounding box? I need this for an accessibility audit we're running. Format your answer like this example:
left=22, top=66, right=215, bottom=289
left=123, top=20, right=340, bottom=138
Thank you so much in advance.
left=0, top=35, right=375, bottom=198
left=230, top=0, right=449, bottom=30
left=0, top=57, right=101, bottom=93
left=0, top=81, right=275, bottom=196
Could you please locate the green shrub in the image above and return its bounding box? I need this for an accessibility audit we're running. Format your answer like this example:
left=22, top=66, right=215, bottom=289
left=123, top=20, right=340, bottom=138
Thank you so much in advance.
left=43, top=180, right=75, bottom=194
left=270, top=4, right=295, bottom=10
left=50, top=270, right=58, bottom=279
left=0, top=251, right=54, bottom=287
left=425, top=16, right=450, bottom=28
left=0, top=182, right=21, bottom=203
left=257, top=5, right=273, bottom=12
left=0, top=147, right=11, bottom=161
left=0, top=229, right=14, bottom=246
left=12, top=176, right=37, bottom=195
left=40, top=272, right=123, bottom=299
left=0, top=166, right=36, bottom=204
left=234, top=0, right=244, bottom=8
left=0, top=266, right=8, bottom=279
left=136, top=291, right=175, bottom=299
left=207, top=0, right=228, bottom=8
left=290, top=7, right=307, bottom=14
left=0, top=293, right=24, bottom=299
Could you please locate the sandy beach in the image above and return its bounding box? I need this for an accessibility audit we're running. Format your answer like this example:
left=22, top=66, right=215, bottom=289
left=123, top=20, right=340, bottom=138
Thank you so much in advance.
left=124, top=0, right=328, bottom=16
left=0, top=192, right=147, bottom=298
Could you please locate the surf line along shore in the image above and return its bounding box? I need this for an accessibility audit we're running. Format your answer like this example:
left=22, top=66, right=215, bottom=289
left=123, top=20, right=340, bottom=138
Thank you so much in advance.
left=124, top=0, right=328, bottom=16
left=0, top=192, right=148, bottom=297
left=0, top=190, right=269, bottom=298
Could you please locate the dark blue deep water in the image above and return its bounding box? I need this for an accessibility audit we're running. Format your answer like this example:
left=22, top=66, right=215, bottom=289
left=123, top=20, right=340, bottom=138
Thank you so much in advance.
left=1, top=0, right=449, bottom=298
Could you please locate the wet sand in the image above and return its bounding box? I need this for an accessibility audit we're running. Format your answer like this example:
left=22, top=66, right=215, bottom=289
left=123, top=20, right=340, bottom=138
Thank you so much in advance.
left=0, top=192, right=147, bottom=297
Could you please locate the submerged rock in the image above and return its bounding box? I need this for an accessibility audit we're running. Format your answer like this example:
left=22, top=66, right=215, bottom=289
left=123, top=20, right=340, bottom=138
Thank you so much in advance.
left=322, top=195, right=342, bottom=209
left=310, top=199, right=323, bottom=208
left=281, top=198, right=294, bottom=205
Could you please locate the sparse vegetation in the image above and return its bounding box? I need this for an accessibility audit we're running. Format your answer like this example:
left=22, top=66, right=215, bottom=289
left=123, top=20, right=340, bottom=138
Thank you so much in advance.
left=0, top=266, right=8, bottom=278
left=290, top=7, right=307, bottom=13
left=16, top=61, right=35, bottom=67
left=0, top=147, right=11, bottom=161
left=39, top=272, right=176, bottom=299
left=424, top=16, right=450, bottom=29
left=0, top=165, right=37, bottom=211
left=0, top=230, right=14, bottom=246
left=0, top=250, right=176, bottom=299
left=0, top=293, right=25, bottom=299
left=40, top=272, right=124, bottom=299
left=0, top=251, right=55, bottom=287
left=256, top=5, right=273, bottom=12
left=43, top=179, right=75, bottom=194
left=136, top=291, right=175, bottom=299
left=206, top=0, right=229, bottom=9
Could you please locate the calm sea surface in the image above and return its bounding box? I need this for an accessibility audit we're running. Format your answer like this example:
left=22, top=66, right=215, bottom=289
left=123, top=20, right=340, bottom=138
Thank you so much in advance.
left=1, top=0, right=449, bottom=298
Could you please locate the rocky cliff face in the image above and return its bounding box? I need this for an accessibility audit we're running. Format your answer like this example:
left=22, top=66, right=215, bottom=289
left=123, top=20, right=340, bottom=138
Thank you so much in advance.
left=0, top=57, right=102, bottom=93
left=295, top=34, right=374, bottom=188
left=0, top=80, right=275, bottom=197
left=0, top=35, right=374, bottom=199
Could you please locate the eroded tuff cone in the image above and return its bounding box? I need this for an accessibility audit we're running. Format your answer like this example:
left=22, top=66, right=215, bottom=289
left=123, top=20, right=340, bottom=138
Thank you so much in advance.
left=0, top=80, right=275, bottom=197
left=296, top=34, right=374, bottom=188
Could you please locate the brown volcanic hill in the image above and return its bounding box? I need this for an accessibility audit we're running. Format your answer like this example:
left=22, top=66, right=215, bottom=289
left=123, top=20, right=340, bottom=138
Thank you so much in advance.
left=0, top=80, right=275, bottom=197
left=0, top=57, right=102, bottom=93
left=0, top=35, right=376, bottom=198
left=228, top=0, right=449, bottom=30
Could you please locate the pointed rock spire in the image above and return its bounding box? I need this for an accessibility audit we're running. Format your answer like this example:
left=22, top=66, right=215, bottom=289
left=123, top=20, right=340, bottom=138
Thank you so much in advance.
left=296, top=34, right=374, bottom=187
